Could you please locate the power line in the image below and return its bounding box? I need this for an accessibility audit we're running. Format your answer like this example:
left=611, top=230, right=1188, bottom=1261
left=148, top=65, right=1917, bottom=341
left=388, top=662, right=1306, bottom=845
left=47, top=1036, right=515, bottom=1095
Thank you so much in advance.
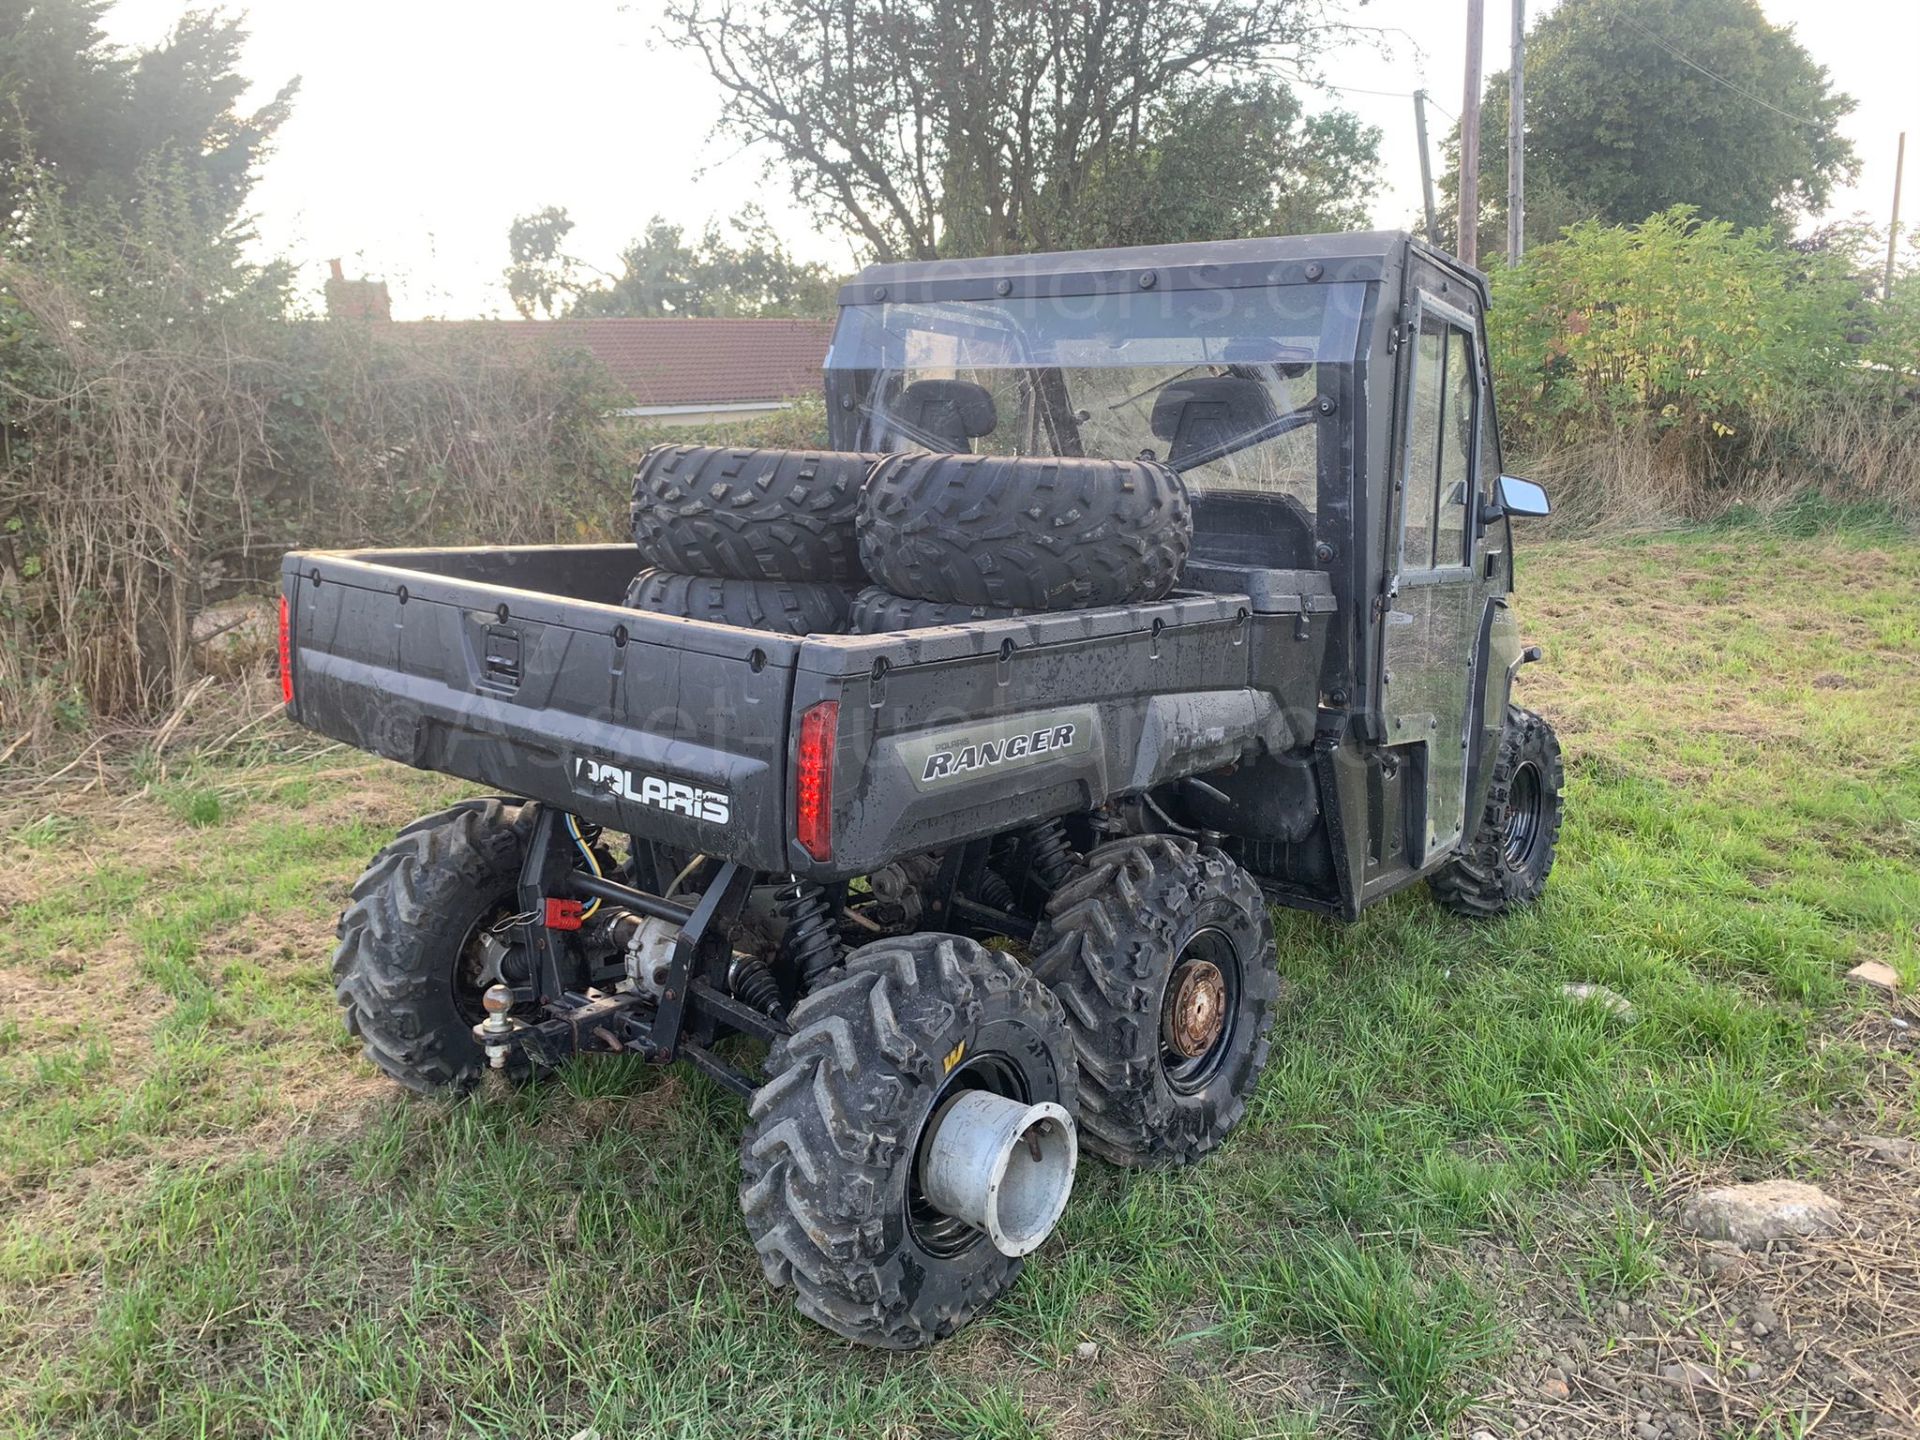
left=1612, top=12, right=1828, bottom=128
left=1300, top=77, right=1457, bottom=126
left=1311, top=80, right=1431, bottom=102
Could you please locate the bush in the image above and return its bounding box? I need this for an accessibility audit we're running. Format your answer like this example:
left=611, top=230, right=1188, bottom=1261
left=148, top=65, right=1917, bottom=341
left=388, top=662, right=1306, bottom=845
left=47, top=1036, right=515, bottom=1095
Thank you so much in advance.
left=0, top=181, right=628, bottom=736
left=1488, top=209, right=1920, bottom=528
left=609, top=390, right=831, bottom=455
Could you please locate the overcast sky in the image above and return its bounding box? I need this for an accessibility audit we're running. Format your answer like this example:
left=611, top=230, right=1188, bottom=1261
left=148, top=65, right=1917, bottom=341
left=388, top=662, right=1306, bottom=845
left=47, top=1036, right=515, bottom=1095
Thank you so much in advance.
left=100, top=0, right=1920, bottom=319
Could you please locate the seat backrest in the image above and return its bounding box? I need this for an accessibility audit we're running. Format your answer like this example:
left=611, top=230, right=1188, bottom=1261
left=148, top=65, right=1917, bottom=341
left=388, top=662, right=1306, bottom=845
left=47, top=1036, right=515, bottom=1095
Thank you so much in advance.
left=877, top=378, right=998, bottom=453
left=1148, top=375, right=1278, bottom=469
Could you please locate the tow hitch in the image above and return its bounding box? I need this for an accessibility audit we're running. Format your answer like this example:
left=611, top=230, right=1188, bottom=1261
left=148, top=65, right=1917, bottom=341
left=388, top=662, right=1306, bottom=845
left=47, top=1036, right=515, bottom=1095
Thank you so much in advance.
left=466, top=811, right=775, bottom=1097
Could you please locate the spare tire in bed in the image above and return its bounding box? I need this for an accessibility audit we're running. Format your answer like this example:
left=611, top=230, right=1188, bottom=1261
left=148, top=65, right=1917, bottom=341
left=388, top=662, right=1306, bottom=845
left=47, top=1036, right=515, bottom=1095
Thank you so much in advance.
left=858, top=452, right=1192, bottom=610
left=622, top=568, right=853, bottom=636
left=847, top=587, right=1028, bottom=633
left=631, top=446, right=882, bottom=585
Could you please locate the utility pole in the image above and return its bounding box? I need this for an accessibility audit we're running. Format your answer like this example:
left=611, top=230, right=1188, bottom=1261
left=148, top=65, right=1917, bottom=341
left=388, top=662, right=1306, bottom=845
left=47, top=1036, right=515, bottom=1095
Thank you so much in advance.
left=1459, top=0, right=1485, bottom=267
left=1507, top=0, right=1525, bottom=264
left=1888, top=131, right=1906, bottom=300
left=1414, top=90, right=1440, bottom=243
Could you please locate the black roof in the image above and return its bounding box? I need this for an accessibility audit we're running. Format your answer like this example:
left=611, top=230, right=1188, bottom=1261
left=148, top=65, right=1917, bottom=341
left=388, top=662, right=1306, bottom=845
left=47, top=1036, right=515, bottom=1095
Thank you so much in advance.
left=840, top=230, right=1480, bottom=307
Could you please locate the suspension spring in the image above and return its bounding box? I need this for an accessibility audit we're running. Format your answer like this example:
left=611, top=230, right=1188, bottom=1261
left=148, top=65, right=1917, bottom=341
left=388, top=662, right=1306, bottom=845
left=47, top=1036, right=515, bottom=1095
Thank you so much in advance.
left=779, top=880, right=843, bottom=992
left=728, top=956, right=787, bottom=1022
left=1025, top=820, right=1078, bottom=894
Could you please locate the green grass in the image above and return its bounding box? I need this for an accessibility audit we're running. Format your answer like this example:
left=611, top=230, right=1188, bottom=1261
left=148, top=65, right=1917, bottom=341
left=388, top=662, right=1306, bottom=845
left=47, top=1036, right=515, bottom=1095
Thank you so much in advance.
left=1, top=523, right=1916, bottom=1439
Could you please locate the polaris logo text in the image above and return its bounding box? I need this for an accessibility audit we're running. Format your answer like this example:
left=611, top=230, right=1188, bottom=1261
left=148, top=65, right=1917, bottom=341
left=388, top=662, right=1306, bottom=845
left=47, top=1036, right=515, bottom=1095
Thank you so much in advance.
left=921, top=724, right=1076, bottom=783
left=573, top=758, right=730, bottom=824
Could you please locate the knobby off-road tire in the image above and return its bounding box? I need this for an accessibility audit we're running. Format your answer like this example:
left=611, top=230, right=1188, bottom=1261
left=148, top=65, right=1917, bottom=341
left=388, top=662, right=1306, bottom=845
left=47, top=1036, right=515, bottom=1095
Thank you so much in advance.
left=332, top=798, right=544, bottom=1095
left=631, top=446, right=881, bottom=585
left=1033, top=835, right=1277, bottom=1167
left=847, top=586, right=1027, bottom=633
left=1429, top=704, right=1565, bottom=918
left=740, top=933, right=1077, bottom=1349
left=858, top=452, right=1193, bottom=610
left=622, top=567, right=852, bottom=636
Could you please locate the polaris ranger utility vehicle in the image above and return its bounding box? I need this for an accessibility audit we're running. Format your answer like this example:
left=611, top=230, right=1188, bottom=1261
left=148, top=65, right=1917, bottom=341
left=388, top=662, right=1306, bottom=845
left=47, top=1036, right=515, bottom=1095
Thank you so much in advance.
left=281, top=230, right=1564, bottom=1349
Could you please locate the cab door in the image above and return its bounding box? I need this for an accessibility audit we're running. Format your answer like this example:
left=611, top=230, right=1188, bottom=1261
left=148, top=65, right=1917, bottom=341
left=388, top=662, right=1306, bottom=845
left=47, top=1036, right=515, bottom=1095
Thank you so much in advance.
left=1381, top=293, right=1484, bottom=867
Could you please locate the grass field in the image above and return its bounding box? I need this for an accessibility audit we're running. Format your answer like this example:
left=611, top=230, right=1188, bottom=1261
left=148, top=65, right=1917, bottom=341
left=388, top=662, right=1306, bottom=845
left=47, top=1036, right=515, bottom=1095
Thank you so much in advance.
left=2, top=519, right=1916, bottom=1439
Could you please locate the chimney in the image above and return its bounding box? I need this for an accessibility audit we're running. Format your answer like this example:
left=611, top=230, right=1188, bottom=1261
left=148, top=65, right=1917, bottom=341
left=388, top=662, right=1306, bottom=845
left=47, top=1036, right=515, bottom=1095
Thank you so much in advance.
left=324, top=259, right=392, bottom=322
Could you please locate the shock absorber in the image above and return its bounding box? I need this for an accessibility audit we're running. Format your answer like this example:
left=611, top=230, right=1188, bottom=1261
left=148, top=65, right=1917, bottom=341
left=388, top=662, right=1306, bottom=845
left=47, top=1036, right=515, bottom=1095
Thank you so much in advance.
left=1025, top=820, right=1078, bottom=895
left=778, top=880, right=843, bottom=992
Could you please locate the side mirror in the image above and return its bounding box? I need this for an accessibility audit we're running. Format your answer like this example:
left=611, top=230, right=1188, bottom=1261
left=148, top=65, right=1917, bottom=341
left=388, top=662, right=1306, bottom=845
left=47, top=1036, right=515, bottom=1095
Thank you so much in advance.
left=1496, top=474, right=1551, bottom=518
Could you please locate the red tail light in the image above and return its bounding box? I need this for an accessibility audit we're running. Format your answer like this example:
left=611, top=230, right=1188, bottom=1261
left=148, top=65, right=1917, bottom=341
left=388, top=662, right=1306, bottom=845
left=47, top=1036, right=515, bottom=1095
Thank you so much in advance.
left=277, top=594, right=295, bottom=705
left=795, top=700, right=838, bottom=862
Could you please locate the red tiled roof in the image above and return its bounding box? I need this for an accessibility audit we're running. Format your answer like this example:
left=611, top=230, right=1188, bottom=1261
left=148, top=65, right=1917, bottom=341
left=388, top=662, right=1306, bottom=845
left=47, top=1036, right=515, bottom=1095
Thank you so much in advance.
left=397, top=317, right=834, bottom=408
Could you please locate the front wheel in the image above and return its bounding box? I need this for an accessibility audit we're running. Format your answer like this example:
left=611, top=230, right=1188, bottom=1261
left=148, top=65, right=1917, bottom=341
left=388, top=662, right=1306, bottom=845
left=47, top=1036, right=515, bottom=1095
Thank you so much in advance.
left=1428, top=704, right=1566, bottom=918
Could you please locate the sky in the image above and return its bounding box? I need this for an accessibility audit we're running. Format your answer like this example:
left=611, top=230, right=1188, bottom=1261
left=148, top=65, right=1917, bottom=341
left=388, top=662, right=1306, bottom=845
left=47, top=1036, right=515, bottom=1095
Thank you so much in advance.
left=98, top=0, right=1920, bottom=319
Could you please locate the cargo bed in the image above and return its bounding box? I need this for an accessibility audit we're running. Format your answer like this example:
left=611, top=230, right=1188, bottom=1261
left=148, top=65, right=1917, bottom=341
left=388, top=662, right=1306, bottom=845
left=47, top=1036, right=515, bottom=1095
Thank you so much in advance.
left=282, top=544, right=1335, bottom=879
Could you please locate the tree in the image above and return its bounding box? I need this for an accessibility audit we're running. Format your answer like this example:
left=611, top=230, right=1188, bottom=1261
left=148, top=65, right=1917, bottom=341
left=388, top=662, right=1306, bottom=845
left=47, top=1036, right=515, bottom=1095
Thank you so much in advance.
left=659, top=0, right=1376, bottom=260
left=505, top=206, right=584, bottom=318
left=1447, top=0, right=1854, bottom=250
left=504, top=205, right=838, bottom=318
left=1061, top=80, right=1379, bottom=251
left=0, top=1, right=296, bottom=236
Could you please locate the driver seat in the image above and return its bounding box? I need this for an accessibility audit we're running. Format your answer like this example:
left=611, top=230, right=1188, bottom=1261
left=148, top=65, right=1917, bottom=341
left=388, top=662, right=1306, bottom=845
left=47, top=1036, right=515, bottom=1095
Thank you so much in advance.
left=1148, top=375, right=1279, bottom=470
left=876, top=378, right=998, bottom=453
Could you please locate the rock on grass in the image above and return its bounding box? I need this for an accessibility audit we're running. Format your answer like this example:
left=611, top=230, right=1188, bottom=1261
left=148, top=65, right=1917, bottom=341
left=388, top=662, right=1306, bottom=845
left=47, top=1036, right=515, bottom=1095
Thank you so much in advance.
left=1660, top=1359, right=1718, bottom=1389
left=1677, top=1180, right=1842, bottom=1249
left=1560, top=982, right=1636, bottom=1019
left=1846, top=960, right=1901, bottom=995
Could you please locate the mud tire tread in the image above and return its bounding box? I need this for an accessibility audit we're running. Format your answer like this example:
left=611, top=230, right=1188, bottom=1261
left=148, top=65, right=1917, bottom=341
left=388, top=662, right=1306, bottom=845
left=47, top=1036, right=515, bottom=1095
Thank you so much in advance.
left=332, top=799, right=539, bottom=1096
left=740, top=932, right=1075, bottom=1349
left=1427, top=704, right=1565, bottom=918
left=631, top=445, right=881, bottom=584
left=847, top=587, right=1028, bottom=632
left=623, top=567, right=853, bottom=635
left=858, top=452, right=1192, bottom=610
left=1032, top=835, right=1276, bottom=1167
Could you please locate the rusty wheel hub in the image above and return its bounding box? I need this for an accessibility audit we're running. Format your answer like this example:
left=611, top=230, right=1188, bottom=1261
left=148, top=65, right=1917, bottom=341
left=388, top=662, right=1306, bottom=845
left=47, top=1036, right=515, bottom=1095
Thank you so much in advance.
left=1162, top=958, right=1228, bottom=1059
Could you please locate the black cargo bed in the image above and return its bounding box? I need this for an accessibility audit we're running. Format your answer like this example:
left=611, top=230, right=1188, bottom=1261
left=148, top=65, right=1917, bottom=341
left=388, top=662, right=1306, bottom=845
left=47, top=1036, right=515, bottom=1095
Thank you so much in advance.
left=283, top=544, right=1334, bottom=877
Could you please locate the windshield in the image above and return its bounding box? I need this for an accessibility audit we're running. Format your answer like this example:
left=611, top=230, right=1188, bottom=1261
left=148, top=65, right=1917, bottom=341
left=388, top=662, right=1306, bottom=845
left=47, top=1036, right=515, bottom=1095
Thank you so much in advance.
left=827, top=281, right=1366, bottom=519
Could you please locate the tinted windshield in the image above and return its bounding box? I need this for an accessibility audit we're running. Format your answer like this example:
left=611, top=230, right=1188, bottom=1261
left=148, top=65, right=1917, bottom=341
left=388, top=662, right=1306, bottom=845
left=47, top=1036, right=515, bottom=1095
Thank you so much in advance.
left=827, top=282, right=1366, bottom=517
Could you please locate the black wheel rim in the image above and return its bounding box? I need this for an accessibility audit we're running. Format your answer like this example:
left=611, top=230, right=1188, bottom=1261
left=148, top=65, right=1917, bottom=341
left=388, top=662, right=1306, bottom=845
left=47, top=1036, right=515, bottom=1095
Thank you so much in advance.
left=906, top=1051, right=1029, bottom=1260
left=1503, top=761, right=1544, bottom=871
left=1160, top=927, right=1241, bottom=1095
left=451, top=903, right=517, bottom=1026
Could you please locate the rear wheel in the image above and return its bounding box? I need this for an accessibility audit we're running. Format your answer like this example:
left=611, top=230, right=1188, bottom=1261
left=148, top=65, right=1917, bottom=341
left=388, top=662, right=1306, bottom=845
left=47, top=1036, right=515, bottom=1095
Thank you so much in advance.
left=1428, top=705, right=1565, bottom=918
left=1033, top=836, right=1277, bottom=1167
left=332, top=799, right=546, bottom=1095
left=740, top=933, right=1076, bottom=1349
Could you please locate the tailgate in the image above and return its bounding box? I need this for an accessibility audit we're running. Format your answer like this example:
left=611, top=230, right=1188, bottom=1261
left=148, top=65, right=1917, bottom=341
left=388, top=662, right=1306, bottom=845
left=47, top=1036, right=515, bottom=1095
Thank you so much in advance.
left=282, top=545, right=800, bottom=871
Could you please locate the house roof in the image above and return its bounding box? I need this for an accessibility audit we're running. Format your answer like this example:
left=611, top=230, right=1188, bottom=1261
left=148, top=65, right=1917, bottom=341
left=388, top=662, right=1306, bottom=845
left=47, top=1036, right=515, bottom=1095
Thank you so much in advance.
left=399, top=316, right=834, bottom=408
